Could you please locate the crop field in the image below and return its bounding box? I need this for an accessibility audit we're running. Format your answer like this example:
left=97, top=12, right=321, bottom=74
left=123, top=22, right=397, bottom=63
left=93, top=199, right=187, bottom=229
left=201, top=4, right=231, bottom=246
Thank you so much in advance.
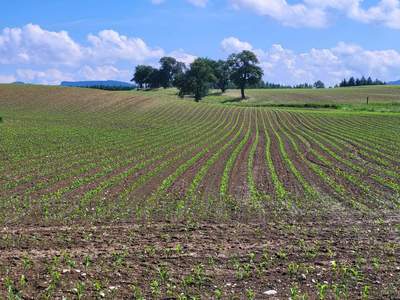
left=215, top=85, right=400, bottom=112
left=0, top=84, right=399, bottom=299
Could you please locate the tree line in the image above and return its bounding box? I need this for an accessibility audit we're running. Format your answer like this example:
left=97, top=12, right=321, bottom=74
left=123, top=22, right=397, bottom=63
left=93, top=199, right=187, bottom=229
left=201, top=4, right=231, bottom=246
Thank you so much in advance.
left=252, top=81, right=324, bottom=89
left=132, top=53, right=387, bottom=101
left=80, top=85, right=136, bottom=91
left=132, top=50, right=263, bottom=101
left=337, top=76, right=385, bottom=87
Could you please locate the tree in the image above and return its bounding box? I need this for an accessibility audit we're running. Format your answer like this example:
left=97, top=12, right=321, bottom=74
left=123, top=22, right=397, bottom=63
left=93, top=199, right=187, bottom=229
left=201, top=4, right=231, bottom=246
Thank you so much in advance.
left=146, top=68, right=162, bottom=89
left=228, top=50, right=263, bottom=99
left=159, top=57, right=185, bottom=89
left=374, top=78, right=385, bottom=85
left=175, top=58, right=216, bottom=101
left=132, top=65, right=154, bottom=89
left=294, top=83, right=312, bottom=89
left=338, top=76, right=385, bottom=87
left=174, top=72, right=195, bottom=98
left=340, top=78, right=348, bottom=87
left=213, top=60, right=231, bottom=93
left=313, top=80, right=325, bottom=89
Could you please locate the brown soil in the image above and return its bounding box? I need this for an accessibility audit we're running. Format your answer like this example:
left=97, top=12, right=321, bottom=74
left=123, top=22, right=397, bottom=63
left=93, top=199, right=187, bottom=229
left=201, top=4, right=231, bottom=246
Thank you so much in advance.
left=1, top=214, right=398, bottom=299
left=253, top=114, right=274, bottom=196
left=263, top=111, right=304, bottom=197
left=228, top=113, right=257, bottom=199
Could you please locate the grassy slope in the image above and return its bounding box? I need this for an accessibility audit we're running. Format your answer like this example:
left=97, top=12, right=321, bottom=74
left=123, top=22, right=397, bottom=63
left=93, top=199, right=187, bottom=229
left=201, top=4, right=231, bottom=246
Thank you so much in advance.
left=3, top=83, right=399, bottom=111
left=202, top=85, right=400, bottom=112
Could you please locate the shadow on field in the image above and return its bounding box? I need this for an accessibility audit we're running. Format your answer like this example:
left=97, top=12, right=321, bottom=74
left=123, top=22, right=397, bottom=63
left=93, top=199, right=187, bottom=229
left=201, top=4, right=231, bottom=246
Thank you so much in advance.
left=221, top=97, right=243, bottom=104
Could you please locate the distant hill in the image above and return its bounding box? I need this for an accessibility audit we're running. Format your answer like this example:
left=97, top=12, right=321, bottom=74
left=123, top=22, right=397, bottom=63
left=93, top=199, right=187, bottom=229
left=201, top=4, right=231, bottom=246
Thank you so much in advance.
left=12, top=81, right=25, bottom=85
left=387, top=80, right=400, bottom=85
left=61, top=80, right=135, bottom=90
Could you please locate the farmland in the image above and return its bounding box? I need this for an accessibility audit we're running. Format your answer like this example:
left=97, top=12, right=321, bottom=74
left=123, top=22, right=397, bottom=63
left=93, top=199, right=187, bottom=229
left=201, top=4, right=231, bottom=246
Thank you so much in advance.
left=0, top=84, right=399, bottom=299
left=211, top=85, right=400, bottom=112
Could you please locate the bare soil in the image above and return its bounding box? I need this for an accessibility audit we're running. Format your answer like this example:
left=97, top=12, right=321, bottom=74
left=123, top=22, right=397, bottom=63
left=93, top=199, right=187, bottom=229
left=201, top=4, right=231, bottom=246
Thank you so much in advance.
left=1, top=213, right=399, bottom=299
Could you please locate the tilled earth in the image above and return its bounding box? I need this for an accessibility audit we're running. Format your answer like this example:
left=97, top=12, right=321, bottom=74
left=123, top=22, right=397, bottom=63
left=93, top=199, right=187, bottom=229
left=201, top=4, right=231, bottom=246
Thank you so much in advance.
left=1, top=214, right=399, bottom=299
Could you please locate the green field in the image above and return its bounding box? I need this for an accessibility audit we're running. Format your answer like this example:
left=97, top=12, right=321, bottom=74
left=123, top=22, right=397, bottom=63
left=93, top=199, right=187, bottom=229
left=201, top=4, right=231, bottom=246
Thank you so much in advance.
left=0, top=84, right=399, bottom=299
left=205, top=85, right=400, bottom=112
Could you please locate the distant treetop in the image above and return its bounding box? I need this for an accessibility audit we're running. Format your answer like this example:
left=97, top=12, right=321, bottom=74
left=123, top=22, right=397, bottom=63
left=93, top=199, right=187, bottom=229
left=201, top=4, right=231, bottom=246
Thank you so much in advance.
left=337, top=76, right=385, bottom=87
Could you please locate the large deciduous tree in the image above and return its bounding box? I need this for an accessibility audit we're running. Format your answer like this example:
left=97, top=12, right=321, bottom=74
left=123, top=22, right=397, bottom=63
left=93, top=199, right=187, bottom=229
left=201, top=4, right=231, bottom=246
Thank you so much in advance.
left=147, top=68, right=162, bottom=89
left=132, top=65, right=161, bottom=89
left=313, top=80, right=325, bottom=89
left=228, top=50, right=263, bottom=99
left=159, top=57, right=185, bottom=89
left=175, top=58, right=216, bottom=101
left=132, top=65, right=154, bottom=89
left=213, top=60, right=231, bottom=93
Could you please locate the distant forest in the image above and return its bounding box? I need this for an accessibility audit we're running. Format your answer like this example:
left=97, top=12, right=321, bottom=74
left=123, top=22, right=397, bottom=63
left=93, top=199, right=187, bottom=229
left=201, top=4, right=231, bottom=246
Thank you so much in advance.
left=78, top=85, right=136, bottom=91
left=336, top=76, right=385, bottom=87
left=249, top=77, right=385, bottom=89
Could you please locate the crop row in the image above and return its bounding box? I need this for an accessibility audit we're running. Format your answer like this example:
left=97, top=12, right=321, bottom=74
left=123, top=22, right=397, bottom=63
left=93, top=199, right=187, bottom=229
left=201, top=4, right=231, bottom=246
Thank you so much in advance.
left=1, top=101, right=399, bottom=223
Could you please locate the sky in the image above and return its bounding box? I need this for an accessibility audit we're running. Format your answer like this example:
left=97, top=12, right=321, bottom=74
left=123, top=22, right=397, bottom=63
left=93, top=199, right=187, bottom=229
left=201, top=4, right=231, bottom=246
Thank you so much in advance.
left=0, top=0, right=400, bottom=86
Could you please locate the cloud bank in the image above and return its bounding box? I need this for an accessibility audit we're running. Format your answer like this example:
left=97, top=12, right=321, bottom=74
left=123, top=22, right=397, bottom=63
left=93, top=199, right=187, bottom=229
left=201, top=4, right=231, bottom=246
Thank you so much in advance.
left=0, top=24, right=194, bottom=84
left=0, top=24, right=399, bottom=86
left=221, top=37, right=400, bottom=86
left=230, top=0, right=400, bottom=29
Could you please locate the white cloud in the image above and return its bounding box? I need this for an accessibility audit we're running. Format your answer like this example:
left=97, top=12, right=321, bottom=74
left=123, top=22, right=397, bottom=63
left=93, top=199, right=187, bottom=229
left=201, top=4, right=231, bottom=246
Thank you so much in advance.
left=15, top=65, right=132, bottom=85
left=0, top=24, right=198, bottom=84
left=0, top=25, right=166, bottom=68
left=230, top=0, right=400, bottom=29
left=168, top=49, right=197, bottom=65
left=221, top=37, right=253, bottom=53
left=78, top=65, right=131, bottom=81
left=0, top=74, right=16, bottom=83
left=347, top=0, right=400, bottom=29
left=86, top=30, right=164, bottom=63
left=16, top=68, right=74, bottom=85
left=222, top=37, right=400, bottom=85
left=0, top=24, right=82, bottom=65
left=2, top=22, right=399, bottom=86
left=230, top=0, right=327, bottom=28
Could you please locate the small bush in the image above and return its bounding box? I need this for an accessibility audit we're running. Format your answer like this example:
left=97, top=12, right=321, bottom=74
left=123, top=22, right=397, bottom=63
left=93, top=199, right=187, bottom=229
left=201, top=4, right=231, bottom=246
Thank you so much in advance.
left=0, top=116, right=3, bottom=123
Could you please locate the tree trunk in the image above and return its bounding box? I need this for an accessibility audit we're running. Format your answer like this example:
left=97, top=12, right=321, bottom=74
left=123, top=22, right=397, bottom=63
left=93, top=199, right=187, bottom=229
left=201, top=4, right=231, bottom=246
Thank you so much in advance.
left=241, top=87, right=245, bottom=99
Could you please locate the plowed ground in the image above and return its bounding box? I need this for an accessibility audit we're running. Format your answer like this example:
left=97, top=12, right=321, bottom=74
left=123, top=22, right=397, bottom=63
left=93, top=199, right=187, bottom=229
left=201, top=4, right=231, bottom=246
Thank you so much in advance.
left=0, top=85, right=399, bottom=299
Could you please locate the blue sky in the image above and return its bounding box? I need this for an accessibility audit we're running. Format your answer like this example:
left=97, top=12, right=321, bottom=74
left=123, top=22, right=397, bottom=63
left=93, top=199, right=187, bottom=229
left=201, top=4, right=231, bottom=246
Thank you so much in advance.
left=1, top=0, right=400, bottom=85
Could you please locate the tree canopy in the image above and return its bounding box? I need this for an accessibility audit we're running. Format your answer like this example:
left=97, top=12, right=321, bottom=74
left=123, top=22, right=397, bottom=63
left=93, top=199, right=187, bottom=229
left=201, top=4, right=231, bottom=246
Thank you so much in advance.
left=159, top=57, right=185, bottom=89
left=175, top=58, right=216, bottom=101
left=131, top=65, right=153, bottom=89
left=338, top=76, right=385, bottom=87
left=228, top=50, right=263, bottom=99
left=131, top=65, right=161, bottom=89
left=131, top=51, right=265, bottom=101
left=213, top=60, right=231, bottom=93
left=313, top=80, right=325, bottom=89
